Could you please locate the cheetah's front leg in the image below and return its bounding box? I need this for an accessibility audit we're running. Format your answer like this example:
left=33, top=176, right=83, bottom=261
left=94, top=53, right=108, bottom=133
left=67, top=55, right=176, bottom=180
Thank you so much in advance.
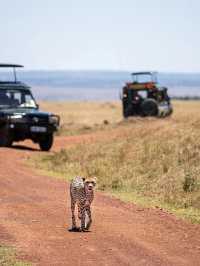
left=85, top=207, right=92, bottom=230
left=71, top=200, right=77, bottom=230
left=80, top=206, right=86, bottom=231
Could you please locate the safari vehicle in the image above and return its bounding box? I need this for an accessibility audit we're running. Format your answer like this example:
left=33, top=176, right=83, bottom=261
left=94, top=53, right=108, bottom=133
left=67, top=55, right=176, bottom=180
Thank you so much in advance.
left=0, top=64, right=60, bottom=150
left=122, top=72, right=173, bottom=118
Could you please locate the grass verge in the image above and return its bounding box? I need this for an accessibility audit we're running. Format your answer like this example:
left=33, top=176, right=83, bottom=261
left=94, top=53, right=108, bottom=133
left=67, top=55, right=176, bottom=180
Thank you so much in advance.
left=32, top=101, right=200, bottom=224
left=0, top=245, right=31, bottom=266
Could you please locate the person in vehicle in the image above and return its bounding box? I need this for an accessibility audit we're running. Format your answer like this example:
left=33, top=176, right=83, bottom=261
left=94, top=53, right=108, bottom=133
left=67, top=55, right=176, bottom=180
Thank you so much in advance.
left=0, top=91, right=11, bottom=105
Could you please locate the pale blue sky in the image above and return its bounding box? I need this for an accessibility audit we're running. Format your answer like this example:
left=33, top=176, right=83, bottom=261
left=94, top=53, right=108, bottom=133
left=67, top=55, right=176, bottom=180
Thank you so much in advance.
left=0, top=0, right=200, bottom=71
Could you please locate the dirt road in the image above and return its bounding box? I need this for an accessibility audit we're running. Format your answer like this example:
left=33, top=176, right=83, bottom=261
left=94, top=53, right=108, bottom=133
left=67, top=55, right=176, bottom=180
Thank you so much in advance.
left=0, top=137, right=200, bottom=266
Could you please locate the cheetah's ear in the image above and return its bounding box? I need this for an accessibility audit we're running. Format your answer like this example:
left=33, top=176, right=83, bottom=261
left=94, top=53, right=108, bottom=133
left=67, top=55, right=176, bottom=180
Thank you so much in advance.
left=93, top=176, right=97, bottom=184
left=82, top=177, right=86, bottom=182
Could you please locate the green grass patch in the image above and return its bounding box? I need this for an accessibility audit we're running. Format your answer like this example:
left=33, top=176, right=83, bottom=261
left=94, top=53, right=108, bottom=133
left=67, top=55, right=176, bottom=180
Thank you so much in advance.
left=0, top=245, right=31, bottom=266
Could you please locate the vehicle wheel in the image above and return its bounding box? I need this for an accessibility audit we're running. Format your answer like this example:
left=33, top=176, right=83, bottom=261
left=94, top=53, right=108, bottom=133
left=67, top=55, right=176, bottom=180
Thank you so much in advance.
left=39, top=134, right=53, bottom=151
left=141, top=99, right=158, bottom=116
left=0, top=125, right=13, bottom=147
left=123, top=104, right=133, bottom=118
left=168, top=105, right=173, bottom=116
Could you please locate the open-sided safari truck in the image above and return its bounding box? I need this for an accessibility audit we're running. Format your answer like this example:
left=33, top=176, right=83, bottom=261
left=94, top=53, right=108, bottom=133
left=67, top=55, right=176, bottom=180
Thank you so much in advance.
left=0, top=64, right=60, bottom=150
left=122, top=72, right=173, bottom=118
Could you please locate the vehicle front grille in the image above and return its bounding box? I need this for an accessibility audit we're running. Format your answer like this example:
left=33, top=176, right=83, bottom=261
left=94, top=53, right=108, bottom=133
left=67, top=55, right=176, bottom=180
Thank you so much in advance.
left=31, top=116, right=48, bottom=123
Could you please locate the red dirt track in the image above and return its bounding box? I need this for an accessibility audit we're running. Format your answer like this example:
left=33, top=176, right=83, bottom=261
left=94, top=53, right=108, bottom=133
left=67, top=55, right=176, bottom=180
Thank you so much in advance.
left=0, top=137, right=200, bottom=266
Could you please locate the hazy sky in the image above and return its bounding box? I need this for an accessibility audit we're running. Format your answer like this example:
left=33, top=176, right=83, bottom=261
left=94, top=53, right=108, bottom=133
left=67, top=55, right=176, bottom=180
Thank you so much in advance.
left=0, top=0, right=200, bottom=71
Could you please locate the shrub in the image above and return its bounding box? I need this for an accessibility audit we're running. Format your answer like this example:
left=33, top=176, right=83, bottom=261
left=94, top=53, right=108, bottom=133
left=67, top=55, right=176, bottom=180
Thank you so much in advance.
left=183, top=174, right=197, bottom=192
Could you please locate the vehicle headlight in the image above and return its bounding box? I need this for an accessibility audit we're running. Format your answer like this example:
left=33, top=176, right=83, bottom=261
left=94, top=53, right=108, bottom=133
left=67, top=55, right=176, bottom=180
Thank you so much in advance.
left=11, top=114, right=23, bottom=119
left=49, top=115, right=59, bottom=125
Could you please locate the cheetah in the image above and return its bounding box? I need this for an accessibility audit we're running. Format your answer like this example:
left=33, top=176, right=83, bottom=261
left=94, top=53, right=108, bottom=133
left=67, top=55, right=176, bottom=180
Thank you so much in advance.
left=69, top=176, right=96, bottom=232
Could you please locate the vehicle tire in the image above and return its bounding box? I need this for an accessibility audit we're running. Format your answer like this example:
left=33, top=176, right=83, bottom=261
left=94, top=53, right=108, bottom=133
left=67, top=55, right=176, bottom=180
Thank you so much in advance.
left=141, top=98, right=158, bottom=116
left=0, top=125, right=13, bottom=147
left=123, top=104, right=133, bottom=118
left=168, top=105, right=173, bottom=116
left=39, top=134, right=53, bottom=151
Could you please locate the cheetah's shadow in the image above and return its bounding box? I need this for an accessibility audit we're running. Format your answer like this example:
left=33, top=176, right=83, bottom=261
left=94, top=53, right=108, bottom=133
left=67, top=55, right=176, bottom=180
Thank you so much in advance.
left=68, top=227, right=91, bottom=233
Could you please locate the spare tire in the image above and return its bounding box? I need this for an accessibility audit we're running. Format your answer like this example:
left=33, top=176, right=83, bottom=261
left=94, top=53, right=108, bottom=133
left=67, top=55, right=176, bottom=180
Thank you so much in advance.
left=141, top=98, right=158, bottom=116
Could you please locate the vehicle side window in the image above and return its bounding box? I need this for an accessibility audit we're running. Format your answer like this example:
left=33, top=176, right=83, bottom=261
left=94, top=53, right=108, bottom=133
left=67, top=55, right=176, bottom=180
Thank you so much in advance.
left=3, top=91, right=21, bottom=106
left=22, top=93, right=36, bottom=108
left=25, top=94, right=32, bottom=103
left=0, top=91, right=10, bottom=104
left=12, top=92, right=21, bottom=104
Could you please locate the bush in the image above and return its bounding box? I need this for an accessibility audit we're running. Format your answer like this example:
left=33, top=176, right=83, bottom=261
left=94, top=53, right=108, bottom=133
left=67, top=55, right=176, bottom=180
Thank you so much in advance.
left=183, top=174, right=197, bottom=192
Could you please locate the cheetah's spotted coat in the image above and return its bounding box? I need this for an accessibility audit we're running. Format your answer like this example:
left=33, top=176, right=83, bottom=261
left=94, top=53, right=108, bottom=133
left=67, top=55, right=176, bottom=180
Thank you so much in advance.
left=69, top=176, right=96, bottom=231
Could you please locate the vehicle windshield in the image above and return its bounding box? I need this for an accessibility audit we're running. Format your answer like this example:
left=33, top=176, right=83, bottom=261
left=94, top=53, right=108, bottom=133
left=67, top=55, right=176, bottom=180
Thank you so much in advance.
left=132, top=73, right=156, bottom=83
left=0, top=89, right=37, bottom=109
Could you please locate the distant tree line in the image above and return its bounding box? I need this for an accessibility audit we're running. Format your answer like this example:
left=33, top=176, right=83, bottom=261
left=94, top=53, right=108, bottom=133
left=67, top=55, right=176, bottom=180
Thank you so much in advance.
left=172, top=96, right=200, bottom=100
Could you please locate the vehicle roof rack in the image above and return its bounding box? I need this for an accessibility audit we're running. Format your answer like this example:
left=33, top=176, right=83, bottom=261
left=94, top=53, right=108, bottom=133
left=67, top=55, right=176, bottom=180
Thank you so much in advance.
left=0, top=63, right=24, bottom=83
left=0, top=64, right=24, bottom=68
left=131, top=71, right=157, bottom=75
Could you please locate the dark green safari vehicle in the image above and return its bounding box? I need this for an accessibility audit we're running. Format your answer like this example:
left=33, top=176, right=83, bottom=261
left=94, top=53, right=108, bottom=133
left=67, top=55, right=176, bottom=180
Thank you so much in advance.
left=0, top=64, right=60, bottom=151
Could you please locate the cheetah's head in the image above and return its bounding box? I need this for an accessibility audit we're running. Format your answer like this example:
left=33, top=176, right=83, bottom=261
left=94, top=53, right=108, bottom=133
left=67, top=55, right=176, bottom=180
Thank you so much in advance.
left=84, top=177, right=97, bottom=191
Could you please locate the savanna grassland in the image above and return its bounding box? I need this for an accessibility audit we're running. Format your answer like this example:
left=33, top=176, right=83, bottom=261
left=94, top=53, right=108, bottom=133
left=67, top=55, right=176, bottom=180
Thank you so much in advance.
left=41, top=101, right=122, bottom=135
left=35, top=100, right=200, bottom=223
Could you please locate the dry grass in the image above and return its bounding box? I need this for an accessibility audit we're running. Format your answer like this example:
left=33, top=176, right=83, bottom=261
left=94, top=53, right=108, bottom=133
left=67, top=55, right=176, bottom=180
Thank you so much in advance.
left=0, top=245, right=31, bottom=266
left=40, top=101, right=121, bottom=135
left=40, top=102, right=121, bottom=135
left=36, top=100, right=200, bottom=223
